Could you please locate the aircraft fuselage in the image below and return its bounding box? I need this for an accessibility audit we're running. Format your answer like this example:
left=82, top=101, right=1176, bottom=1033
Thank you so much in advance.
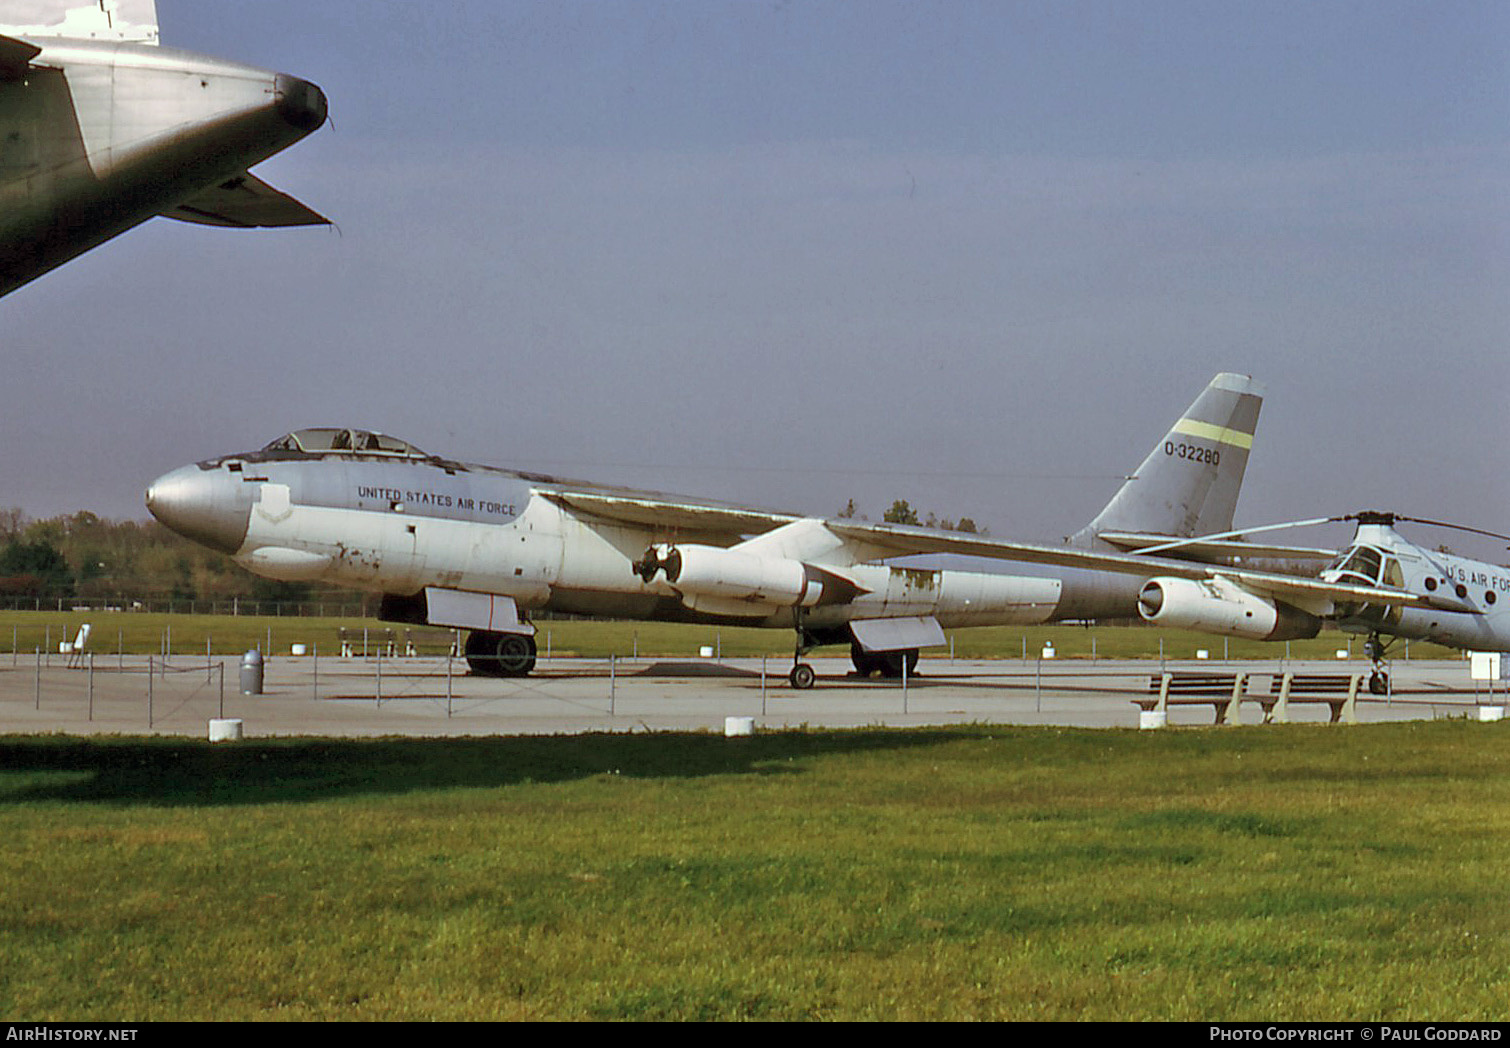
left=149, top=371, right=1262, bottom=680
left=146, top=438, right=1146, bottom=640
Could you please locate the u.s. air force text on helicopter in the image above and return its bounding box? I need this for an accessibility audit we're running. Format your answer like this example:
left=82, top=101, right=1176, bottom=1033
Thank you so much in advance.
left=1440, top=564, right=1508, bottom=596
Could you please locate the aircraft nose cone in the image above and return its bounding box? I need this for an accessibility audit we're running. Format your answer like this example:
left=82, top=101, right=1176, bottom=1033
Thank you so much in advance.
left=274, top=74, right=328, bottom=132
left=145, top=466, right=251, bottom=555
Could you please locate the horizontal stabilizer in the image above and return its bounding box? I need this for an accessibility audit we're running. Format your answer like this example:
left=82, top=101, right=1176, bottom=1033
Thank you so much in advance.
left=0, top=33, right=40, bottom=79
left=160, top=173, right=329, bottom=228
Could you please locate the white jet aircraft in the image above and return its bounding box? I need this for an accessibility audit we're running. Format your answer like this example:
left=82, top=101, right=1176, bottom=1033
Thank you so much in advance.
left=148, top=374, right=1312, bottom=688
left=0, top=0, right=328, bottom=297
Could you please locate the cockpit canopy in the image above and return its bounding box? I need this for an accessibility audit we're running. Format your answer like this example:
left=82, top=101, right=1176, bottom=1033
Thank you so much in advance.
left=261, top=428, right=429, bottom=458
left=1323, top=543, right=1408, bottom=626
left=1325, top=545, right=1404, bottom=589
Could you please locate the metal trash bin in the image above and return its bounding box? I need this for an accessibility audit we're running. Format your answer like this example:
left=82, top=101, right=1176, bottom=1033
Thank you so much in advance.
left=240, top=650, right=264, bottom=695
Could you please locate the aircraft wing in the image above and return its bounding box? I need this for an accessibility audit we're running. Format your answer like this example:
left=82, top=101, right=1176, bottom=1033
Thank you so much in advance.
left=539, top=489, right=801, bottom=537
left=160, top=173, right=329, bottom=228
left=822, top=519, right=1433, bottom=612
left=540, top=490, right=1437, bottom=614
left=0, top=34, right=40, bottom=78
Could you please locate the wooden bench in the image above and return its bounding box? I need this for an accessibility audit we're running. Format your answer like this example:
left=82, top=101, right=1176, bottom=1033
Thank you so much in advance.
left=338, top=627, right=396, bottom=658
left=1262, top=673, right=1366, bottom=725
left=403, top=627, right=461, bottom=658
left=1135, top=672, right=1250, bottom=725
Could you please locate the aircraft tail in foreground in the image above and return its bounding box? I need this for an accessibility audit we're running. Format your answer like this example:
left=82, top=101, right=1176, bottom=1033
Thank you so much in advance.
left=0, top=0, right=328, bottom=296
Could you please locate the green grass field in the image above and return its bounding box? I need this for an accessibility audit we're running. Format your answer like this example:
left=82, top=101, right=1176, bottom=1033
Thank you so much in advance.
left=2, top=722, right=1507, bottom=1020
left=0, top=609, right=1464, bottom=662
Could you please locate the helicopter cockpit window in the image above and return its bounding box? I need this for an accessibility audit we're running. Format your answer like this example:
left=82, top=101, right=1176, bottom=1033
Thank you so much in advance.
left=1326, top=544, right=1405, bottom=626
left=1382, top=556, right=1404, bottom=589
left=1328, top=545, right=1385, bottom=586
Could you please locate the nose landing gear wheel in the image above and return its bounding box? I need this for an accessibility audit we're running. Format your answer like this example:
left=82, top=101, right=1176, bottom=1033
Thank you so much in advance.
left=789, top=663, right=816, bottom=690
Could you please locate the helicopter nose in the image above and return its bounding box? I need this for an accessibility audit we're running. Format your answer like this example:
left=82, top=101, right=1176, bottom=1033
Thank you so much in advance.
left=145, top=465, right=252, bottom=554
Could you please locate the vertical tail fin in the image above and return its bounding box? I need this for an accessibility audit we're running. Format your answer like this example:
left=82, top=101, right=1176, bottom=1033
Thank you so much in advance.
left=0, top=2, right=159, bottom=44
left=1070, top=373, right=1263, bottom=549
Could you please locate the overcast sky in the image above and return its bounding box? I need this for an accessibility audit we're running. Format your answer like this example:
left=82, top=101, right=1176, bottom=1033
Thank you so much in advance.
left=3, top=1, right=1506, bottom=558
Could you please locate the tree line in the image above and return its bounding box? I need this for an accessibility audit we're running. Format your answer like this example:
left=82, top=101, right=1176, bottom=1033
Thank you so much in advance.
left=837, top=498, right=985, bottom=534
left=0, top=509, right=321, bottom=603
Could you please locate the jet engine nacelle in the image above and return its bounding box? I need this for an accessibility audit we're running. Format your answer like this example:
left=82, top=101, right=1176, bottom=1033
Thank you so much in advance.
left=636, top=543, right=830, bottom=610
left=1138, top=576, right=1321, bottom=641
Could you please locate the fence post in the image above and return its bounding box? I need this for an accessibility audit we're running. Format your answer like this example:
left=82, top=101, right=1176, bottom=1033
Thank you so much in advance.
left=902, top=650, right=908, bottom=714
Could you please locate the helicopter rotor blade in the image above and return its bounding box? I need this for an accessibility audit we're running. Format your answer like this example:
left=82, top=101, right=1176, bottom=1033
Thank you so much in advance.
left=1132, top=511, right=1510, bottom=560
left=1132, top=516, right=1346, bottom=557
left=1389, top=515, right=1510, bottom=545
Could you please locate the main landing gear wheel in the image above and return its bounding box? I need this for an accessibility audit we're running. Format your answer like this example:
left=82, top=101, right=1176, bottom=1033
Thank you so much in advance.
left=1369, top=670, right=1390, bottom=695
left=850, top=643, right=880, bottom=678
left=850, top=643, right=918, bottom=678
left=789, top=663, right=816, bottom=690
left=465, top=630, right=537, bottom=677
left=880, top=649, right=919, bottom=678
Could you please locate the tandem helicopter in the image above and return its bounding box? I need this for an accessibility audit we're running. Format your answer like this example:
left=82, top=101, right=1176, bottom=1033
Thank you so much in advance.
left=909, top=508, right=1510, bottom=694
left=1197, top=511, right=1510, bottom=692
